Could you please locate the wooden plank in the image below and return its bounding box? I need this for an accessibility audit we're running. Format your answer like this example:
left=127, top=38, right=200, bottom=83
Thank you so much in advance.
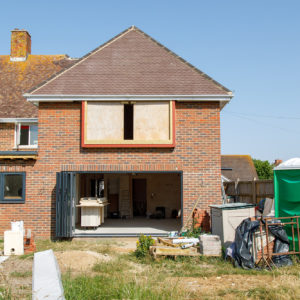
left=150, top=246, right=200, bottom=259
left=157, top=237, right=179, bottom=248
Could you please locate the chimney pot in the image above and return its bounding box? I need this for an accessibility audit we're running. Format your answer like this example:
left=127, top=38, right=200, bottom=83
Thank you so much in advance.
left=10, top=29, right=31, bottom=61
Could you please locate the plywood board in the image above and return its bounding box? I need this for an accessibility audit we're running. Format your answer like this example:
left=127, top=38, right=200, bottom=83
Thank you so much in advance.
left=134, top=102, right=170, bottom=141
left=86, top=102, right=123, bottom=141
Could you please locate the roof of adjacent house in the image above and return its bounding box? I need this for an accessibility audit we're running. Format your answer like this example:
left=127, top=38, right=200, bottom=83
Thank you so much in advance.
left=28, top=26, right=232, bottom=97
left=0, top=55, right=76, bottom=118
left=221, top=155, right=258, bottom=182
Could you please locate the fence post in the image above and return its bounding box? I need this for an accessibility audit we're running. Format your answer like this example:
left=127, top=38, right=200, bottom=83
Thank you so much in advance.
left=252, top=178, right=257, bottom=204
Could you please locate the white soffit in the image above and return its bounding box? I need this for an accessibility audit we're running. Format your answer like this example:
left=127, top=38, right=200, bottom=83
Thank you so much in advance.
left=0, top=118, right=38, bottom=123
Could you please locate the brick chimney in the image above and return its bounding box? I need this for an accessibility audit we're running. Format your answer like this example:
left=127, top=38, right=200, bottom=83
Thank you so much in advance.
left=274, top=159, right=282, bottom=166
left=10, top=29, right=31, bottom=61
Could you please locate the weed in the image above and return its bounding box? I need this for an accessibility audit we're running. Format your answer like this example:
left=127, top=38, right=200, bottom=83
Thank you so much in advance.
left=0, top=287, right=11, bottom=300
left=134, top=235, right=155, bottom=258
left=184, top=226, right=203, bottom=237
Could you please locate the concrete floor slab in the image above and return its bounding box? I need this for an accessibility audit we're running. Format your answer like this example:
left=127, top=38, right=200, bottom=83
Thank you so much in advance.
left=74, top=217, right=180, bottom=236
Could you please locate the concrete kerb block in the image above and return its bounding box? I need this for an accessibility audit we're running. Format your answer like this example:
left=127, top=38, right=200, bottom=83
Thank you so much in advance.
left=32, top=249, right=65, bottom=300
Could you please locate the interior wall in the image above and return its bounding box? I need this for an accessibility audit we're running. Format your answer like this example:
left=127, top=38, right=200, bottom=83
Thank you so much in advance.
left=79, top=173, right=104, bottom=198
left=132, top=173, right=181, bottom=218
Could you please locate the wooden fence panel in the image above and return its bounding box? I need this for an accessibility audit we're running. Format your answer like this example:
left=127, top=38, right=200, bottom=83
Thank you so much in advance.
left=223, top=179, right=274, bottom=204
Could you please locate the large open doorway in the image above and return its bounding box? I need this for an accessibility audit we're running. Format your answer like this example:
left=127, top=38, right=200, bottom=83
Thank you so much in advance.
left=56, top=171, right=182, bottom=237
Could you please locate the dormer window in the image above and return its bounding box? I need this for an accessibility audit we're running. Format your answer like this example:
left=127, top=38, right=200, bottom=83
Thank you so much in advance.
left=15, top=123, right=38, bottom=148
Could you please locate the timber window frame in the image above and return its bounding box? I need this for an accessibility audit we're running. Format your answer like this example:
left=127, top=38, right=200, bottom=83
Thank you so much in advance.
left=0, top=172, right=26, bottom=204
left=81, top=100, right=175, bottom=148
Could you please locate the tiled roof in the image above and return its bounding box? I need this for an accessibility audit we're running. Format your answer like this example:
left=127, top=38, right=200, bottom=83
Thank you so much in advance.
left=221, top=155, right=258, bottom=182
left=0, top=55, right=76, bottom=118
left=29, top=26, right=231, bottom=96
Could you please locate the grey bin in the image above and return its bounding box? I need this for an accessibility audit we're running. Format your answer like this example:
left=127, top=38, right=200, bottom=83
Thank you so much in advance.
left=210, top=203, right=256, bottom=248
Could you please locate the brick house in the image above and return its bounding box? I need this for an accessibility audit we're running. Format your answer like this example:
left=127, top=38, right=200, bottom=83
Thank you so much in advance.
left=0, top=26, right=233, bottom=238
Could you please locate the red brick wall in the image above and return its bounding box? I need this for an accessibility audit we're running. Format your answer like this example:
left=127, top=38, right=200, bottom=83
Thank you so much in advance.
left=0, top=123, right=15, bottom=150
left=0, top=101, right=222, bottom=237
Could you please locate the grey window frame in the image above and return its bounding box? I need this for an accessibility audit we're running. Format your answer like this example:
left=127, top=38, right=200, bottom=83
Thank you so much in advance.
left=0, top=172, right=26, bottom=204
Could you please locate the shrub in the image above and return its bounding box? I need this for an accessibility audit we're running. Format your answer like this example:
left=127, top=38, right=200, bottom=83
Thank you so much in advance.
left=135, top=235, right=155, bottom=258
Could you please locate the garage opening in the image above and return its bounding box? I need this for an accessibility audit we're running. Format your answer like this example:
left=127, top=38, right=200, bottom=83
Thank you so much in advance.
left=67, top=171, right=182, bottom=237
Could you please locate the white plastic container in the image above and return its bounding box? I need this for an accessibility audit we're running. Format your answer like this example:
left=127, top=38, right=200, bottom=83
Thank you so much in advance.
left=210, top=203, right=255, bottom=247
left=11, top=221, right=24, bottom=233
left=4, top=230, right=24, bottom=255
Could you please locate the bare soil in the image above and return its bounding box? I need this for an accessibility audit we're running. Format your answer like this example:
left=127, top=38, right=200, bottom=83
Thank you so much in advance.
left=55, top=250, right=112, bottom=273
left=0, top=256, right=33, bottom=299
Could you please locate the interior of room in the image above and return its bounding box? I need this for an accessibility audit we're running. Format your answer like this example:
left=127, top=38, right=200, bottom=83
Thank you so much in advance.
left=73, top=172, right=182, bottom=236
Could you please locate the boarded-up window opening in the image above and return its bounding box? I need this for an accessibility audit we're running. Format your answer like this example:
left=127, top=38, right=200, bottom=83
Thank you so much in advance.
left=124, top=104, right=133, bottom=140
left=83, top=101, right=174, bottom=146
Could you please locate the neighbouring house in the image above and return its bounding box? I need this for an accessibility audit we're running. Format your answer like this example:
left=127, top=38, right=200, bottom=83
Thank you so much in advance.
left=221, top=155, right=258, bottom=182
left=0, top=26, right=233, bottom=238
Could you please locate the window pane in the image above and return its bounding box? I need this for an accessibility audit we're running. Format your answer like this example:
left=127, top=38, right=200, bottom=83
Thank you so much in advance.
left=4, top=174, right=23, bottom=199
left=20, top=126, right=29, bottom=145
left=30, top=125, right=38, bottom=145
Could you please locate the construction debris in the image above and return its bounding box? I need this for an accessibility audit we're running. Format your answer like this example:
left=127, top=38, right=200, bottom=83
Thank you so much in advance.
left=150, top=235, right=222, bottom=259
left=172, top=238, right=199, bottom=245
left=32, top=249, right=65, bottom=300
left=0, top=256, right=8, bottom=264
left=150, top=245, right=200, bottom=259
left=231, top=216, right=294, bottom=269
left=199, top=234, right=222, bottom=256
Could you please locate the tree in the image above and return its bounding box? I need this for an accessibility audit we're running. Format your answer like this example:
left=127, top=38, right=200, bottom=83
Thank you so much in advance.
left=253, top=159, right=274, bottom=180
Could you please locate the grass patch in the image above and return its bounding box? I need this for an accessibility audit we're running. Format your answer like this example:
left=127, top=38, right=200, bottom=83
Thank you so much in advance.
left=219, top=286, right=300, bottom=300
left=63, top=273, right=189, bottom=300
left=92, top=259, right=127, bottom=274
left=0, top=287, right=11, bottom=300
left=10, top=271, right=32, bottom=278
left=18, top=253, right=34, bottom=260
left=34, top=239, right=119, bottom=254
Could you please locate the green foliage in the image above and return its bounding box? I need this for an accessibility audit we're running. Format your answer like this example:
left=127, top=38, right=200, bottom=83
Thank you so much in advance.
left=253, top=159, right=274, bottom=180
left=184, top=226, right=203, bottom=238
left=62, top=273, right=182, bottom=300
left=0, top=287, right=11, bottom=300
left=9, top=271, right=32, bottom=278
left=135, top=234, right=155, bottom=258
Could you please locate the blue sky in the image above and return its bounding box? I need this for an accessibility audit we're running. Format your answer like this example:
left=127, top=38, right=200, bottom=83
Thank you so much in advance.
left=1, top=0, right=299, bottom=162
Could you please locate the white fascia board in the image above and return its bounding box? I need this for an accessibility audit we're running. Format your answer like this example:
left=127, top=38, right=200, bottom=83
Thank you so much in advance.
left=0, top=118, right=38, bottom=123
left=24, top=94, right=233, bottom=102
